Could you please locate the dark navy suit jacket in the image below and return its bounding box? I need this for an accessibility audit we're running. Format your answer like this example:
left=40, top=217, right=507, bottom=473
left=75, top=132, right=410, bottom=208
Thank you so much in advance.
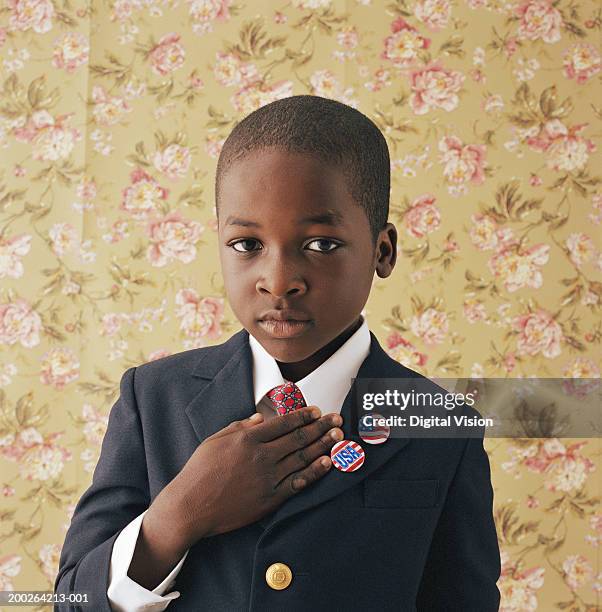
left=55, top=327, right=501, bottom=611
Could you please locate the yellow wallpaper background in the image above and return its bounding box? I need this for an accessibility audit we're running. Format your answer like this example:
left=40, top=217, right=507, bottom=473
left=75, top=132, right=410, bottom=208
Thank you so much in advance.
left=0, top=0, right=600, bottom=610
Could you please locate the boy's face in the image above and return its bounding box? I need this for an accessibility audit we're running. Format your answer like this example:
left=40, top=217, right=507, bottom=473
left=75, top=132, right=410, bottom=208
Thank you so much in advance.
left=217, top=148, right=397, bottom=368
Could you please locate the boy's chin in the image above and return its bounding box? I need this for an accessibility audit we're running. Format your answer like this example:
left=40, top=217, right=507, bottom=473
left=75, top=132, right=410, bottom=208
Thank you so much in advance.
left=254, top=333, right=320, bottom=363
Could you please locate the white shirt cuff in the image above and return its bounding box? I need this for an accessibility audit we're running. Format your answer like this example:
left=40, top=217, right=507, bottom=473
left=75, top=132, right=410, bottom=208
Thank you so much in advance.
left=107, top=509, right=190, bottom=611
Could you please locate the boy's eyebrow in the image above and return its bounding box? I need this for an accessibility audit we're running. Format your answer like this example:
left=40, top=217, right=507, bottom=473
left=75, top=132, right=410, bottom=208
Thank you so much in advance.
left=225, top=210, right=345, bottom=228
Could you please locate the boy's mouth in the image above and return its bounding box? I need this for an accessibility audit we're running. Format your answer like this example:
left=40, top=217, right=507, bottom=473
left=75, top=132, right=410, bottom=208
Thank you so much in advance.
left=257, top=309, right=314, bottom=338
left=258, top=309, right=312, bottom=322
left=257, top=318, right=313, bottom=339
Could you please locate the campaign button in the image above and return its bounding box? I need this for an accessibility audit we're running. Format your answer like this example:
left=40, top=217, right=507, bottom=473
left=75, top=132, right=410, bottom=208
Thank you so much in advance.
left=330, top=440, right=365, bottom=472
left=358, top=413, right=390, bottom=445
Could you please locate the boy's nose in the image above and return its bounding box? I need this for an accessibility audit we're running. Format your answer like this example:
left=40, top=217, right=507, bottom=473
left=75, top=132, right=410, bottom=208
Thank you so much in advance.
left=256, top=263, right=307, bottom=298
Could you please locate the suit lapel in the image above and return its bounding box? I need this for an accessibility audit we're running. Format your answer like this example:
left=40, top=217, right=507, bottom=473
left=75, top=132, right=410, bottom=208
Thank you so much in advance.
left=185, top=327, right=419, bottom=533
left=185, top=328, right=257, bottom=440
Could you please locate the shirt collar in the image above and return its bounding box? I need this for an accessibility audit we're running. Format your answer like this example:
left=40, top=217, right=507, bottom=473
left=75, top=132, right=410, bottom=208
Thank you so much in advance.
left=248, top=315, right=371, bottom=413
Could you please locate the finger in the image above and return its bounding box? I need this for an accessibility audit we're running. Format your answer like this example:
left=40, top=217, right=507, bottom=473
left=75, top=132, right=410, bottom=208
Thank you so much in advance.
left=207, top=413, right=264, bottom=441
left=275, top=455, right=332, bottom=498
left=250, top=406, right=322, bottom=443
left=269, top=413, right=343, bottom=460
left=275, top=426, right=343, bottom=480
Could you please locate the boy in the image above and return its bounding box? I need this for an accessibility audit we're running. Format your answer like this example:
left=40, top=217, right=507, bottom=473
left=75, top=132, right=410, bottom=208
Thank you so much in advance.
left=55, top=95, right=501, bottom=611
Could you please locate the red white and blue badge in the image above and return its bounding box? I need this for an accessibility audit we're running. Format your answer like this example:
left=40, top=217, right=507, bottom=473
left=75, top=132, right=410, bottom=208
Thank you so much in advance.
left=358, top=413, right=390, bottom=445
left=330, top=440, right=365, bottom=472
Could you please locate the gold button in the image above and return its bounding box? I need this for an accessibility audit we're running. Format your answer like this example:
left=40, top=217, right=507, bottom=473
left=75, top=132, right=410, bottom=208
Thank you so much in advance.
left=265, top=562, right=293, bottom=590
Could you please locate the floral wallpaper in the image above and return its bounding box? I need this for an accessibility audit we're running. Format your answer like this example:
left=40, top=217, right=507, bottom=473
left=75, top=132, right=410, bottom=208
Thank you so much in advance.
left=0, top=0, right=600, bottom=610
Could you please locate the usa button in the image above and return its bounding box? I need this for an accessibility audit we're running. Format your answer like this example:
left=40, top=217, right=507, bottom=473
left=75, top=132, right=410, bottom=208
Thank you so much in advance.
left=358, top=413, right=390, bottom=445
left=330, top=440, right=365, bottom=472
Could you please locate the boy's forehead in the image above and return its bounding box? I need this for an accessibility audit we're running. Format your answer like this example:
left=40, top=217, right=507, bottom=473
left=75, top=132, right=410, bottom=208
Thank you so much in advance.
left=219, top=149, right=355, bottom=215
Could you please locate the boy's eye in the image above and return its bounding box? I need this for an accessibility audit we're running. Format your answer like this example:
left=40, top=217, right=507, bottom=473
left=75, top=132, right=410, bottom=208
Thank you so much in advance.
left=229, top=239, right=340, bottom=253
left=230, top=239, right=260, bottom=253
left=306, top=239, right=340, bottom=252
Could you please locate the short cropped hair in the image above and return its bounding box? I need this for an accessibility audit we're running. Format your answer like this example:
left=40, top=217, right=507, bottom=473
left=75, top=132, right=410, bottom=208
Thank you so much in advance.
left=215, top=95, right=390, bottom=246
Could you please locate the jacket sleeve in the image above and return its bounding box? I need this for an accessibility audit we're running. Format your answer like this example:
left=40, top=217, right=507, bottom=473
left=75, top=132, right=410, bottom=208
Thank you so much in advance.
left=54, top=366, right=153, bottom=612
left=415, top=435, right=501, bottom=611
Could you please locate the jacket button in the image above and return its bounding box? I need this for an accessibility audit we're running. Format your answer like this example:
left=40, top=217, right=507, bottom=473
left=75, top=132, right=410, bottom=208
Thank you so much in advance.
left=265, top=562, right=293, bottom=590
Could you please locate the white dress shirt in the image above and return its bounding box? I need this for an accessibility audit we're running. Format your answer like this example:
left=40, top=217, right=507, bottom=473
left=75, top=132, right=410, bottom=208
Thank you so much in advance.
left=107, top=316, right=370, bottom=611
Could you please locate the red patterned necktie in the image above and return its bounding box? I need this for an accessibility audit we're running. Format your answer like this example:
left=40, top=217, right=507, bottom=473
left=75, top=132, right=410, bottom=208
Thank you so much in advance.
left=266, top=381, right=307, bottom=416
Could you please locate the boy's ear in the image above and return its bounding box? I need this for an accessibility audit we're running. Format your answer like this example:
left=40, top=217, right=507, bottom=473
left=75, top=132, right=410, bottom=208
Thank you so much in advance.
left=374, top=223, right=397, bottom=278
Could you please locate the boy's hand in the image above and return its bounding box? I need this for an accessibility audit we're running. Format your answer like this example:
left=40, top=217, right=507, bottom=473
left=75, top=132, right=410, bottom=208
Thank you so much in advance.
left=150, top=407, right=343, bottom=550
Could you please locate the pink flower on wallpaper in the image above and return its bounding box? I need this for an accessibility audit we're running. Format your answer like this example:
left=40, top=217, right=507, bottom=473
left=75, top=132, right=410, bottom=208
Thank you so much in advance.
left=463, top=298, right=488, bottom=323
left=188, top=0, right=233, bottom=37
left=12, top=111, right=82, bottom=162
left=503, top=36, right=519, bottom=59
left=153, top=144, right=192, bottom=180
left=0, top=234, right=32, bottom=279
left=52, top=32, right=89, bottom=73
left=91, top=85, right=133, bottom=126
left=292, top=0, right=331, bottom=9
left=563, top=356, right=600, bottom=379
left=526, top=494, right=539, bottom=508
left=561, top=376, right=600, bottom=400
left=515, top=0, right=563, bottom=44
left=413, top=0, right=452, bottom=31
left=365, top=66, right=392, bottom=92
left=109, top=0, right=135, bottom=21
left=562, top=555, right=594, bottom=590
left=175, top=289, right=224, bottom=343
left=544, top=126, right=596, bottom=172
left=146, top=211, right=204, bottom=267
left=518, top=439, right=595, bottom=492
left=309, top=70, right=357, bottom=107
left=589, top=192, right=602, bottom=225
left=0, top=299, right=42, bottom=348
left=385, top=331, right=428, bottom=367
left=0, top=553, right=21, bottom=590
left=81, top=404, right=109, bottom=446
left=99, top=312, right=125, bottom=337
left=470, top=214, right=516, bottom=252
left=39, top=543, right=62, bottom=582
left=525, top=120, right=596, bottom=172
left=563, top=42, right=601, bottom=84
left=438, top=135, right=487, bottom=193
left=408, top=62, right=465, bottom=115
left=513, top=309, right=562, bottom=358
left=488, top=243, right=550, bottom=292
left=465, top=0, right=487, bottom=8
left=410, top=308, right=449, bottom=345
left=336, top=25, right=359, bottom=49
left=565, top=232, right=595, bottom=267
left=213, top=51, right=261, bottom=88
left=17, top=431, right=72, bottom=481
left=404, top=194, right=441, bottom=237
left=39, top=347, right=79, bottom=390
left=498, top=549, right=545, bottom=612
left=149, top=32, right=186, bottom=76
left=483, top=94, right=504, bottom=115
left=76, top=176, right=98, bottom=201
left=231, top=80, right=294, bottom=115
left=121, top=168, right=170, bottom=219
left=586, top=514, right=602, bottom=547
left=7, top=0, right=54, bottom=33
left=205, top=133, right=226, bottom=159
left=381, top=17, right=431, bottom=68
left=147, top=349, right=172, bottom=361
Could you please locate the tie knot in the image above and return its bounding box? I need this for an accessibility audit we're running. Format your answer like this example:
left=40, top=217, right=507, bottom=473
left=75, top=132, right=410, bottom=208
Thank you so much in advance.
left=266, top=381, right=307, bottom=416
